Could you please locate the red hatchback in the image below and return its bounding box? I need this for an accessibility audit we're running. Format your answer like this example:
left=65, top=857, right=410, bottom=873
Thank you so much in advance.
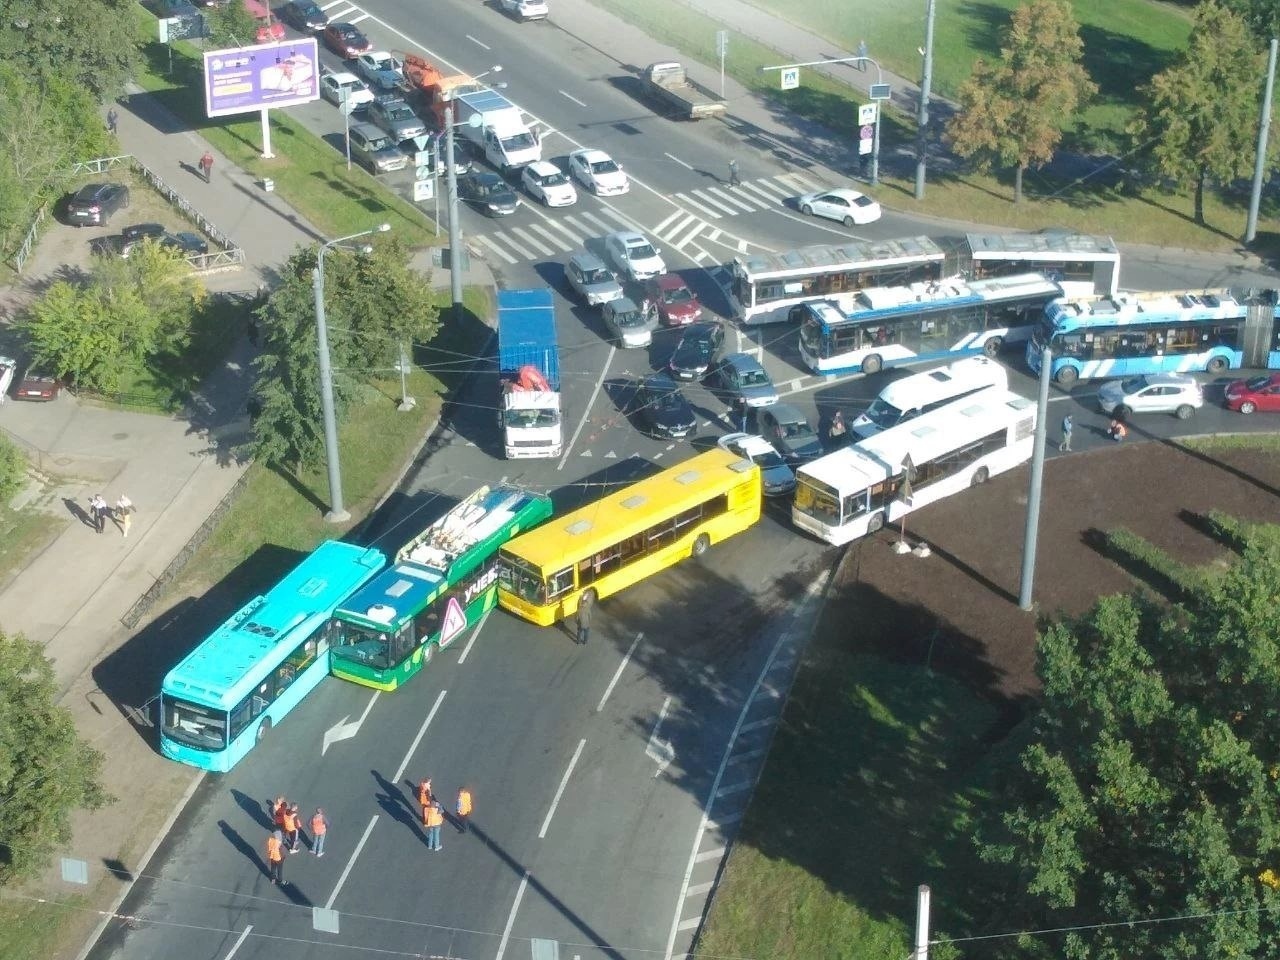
left=643, top=273, right=702, bottom=327
left=1224, top=373, right=1280, bottom=414
left=324, top=22, right=372, bottom=58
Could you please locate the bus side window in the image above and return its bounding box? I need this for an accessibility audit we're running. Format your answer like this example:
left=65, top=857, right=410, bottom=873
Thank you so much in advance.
left=276, top=660, right=297, bottom=693
left=547, top=567, right=575, bottom=600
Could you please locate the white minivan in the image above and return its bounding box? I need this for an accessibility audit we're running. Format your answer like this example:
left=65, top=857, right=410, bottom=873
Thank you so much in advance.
left=850, top=355, right=1008, bottom=439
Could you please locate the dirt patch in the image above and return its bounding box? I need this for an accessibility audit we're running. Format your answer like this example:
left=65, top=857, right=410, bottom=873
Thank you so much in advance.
left=820, top=441, right=1280, bottom=710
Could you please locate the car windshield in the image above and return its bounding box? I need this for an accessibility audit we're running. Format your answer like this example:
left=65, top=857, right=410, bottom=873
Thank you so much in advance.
left=663, top=286, right=694, bottom=304
left=853, top=195, right=874, bottom=207
left=740, top=369, right=769, bottom=386
left=388, top=105, right=414, bottom=120
left=679, top=338, right=713, bottom=360
left=582, top=267, right=612, bottom=284
left=613, top=309, right=644, bottom=328
left=590, top=158, right=621, bottom=174
left=650, top=387, right=681, bottom=410
left=781, top=419, right=812, bottom=439
left=540, top=171, right=569, bottom=186
left=1120, top=377, right=1148, bottom=393
left=627, top=242, right=657, bottom=260
left=502, top=132, right=537, bottom=151
left=1246, top=376, right=1272, bottom=390
left=754, top=450, right=786, bottom=469
left=862, top=397, right=903, bottom=428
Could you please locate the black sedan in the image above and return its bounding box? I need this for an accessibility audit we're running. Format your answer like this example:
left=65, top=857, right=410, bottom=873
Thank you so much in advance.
left=458, top=172, right=519, bottom=217
left=65, top=183, right=130, bottom=227
left=667, top=321, right=724, bottom=381
left=634, top=374, right=697, bottom=439
left=279, top=0, right=328, bottom=30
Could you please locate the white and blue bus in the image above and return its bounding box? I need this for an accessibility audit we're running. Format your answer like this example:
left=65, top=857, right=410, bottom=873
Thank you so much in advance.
left=966, top=231, right=1120, bottom=298
left=798, top=272, right=1062, bottom=376
left=1026, top=288, right=1280, bottom=387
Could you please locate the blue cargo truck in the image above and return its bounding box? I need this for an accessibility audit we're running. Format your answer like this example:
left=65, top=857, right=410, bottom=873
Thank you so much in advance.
left=498, top=288, right=562, bottom=459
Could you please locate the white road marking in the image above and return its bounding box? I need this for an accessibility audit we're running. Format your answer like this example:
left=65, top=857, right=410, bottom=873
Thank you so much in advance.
left=675, top=220, right=705, bottom=250
left=556, top=215, right=593, bottom=243
left=736, top=180, right=781, bottom=206
left=325, top=814, right=378, bottom=909
left=525, top=222, right=571, bottom=252
left=495, top=871, right=531, bottom=960
left=597, top=632, right=644, bottom=712
left=221, top=926, right=253, bottom=960
left=664, top=152, right=694, bottom=170
left=687, top=880, right=716, bottom=896
left=558, top=345, right=615, bottom=470
left=677, top=916, right=702, bottom=932
left=672, top=192, right=722, bottom=220
left=456, top=609, right=490, bottom=665
left=466, top=34, right=490, bottom=49
left=490, top=231, right=534, bottom=260
left=707, top=229, right=722, bottom=243
left=347, top=11, right=370, bottom=23
left=599, top=205, right=643, bottom=230
left=321, top=688, right=380, bottom=755
left=509, top=226, right=555, bottom=258
left=659, top=213, right=698, bottom=242
left=737, top=240, right=748, bottom=253
left=318, top=0, right=346, bottom=8
left=653, top=210, right=686, bottom=236
left=694, top=846, right=726, bottom=862
left=779, top=171, right=819, bottom=192
left=645, top=696, right=675, bottom=772
left=706, top=186, right=757, bottom=213
left=749, top=177, right=794, bottom=200
left=689, top=188, right=740, bottom=216
left=716, top=779, right=753, bottom=798
left=559, top=89, right=587, bottom=107
left=580, top=211, right=616, bottom=233
left=692, top=249, right=711, bottom=263
left=475, top=233, right=519, bottom=265
left=326, top=4, right=356, bottom=17
left=727, top=747, right=766, bottom=765
left=539, top=738, right=587, bottom=838
left=392, top=689, right=448, bottom=783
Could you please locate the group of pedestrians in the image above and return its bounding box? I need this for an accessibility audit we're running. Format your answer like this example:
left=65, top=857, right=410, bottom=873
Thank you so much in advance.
left=1058, top=414, right=1126, bottom=452
left=264, top=796, right=329, bottom=886
left=87, top=493, right=135, bottom=536
left=417, top=778, right=473, bottom=851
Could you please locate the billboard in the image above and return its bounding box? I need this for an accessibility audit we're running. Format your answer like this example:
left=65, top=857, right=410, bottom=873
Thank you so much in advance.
left=203, top=38, right=319, bottom=118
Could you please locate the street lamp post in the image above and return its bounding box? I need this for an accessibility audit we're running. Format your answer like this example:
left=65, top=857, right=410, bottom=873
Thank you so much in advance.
left=444, top=65, right=502, bottom=325
left=313, top=223, right=391, bottom=523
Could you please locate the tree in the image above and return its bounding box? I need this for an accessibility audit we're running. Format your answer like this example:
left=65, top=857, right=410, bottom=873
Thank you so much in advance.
left=1219, top=0, right=1280, bottom=44
left=944, top=0, right=1096, bottom=203
left=203, top=1, right=259, bottom=51
left=0, top=0, right=139, bottom=98
left=1129, top=2, right=1264, bottom=225
left=981, top=533, right=1280, bottom=959
left=0, top=629, right=112, bottom=884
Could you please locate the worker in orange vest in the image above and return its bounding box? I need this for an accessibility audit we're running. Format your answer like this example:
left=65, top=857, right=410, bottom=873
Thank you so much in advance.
left=266, top=830, right=286, bottom=885
left=282, top=803, right=301, bottom=852
left=418, top=778, right=433, bottom=826
left=310, top=808, right=330, bottom=857
left=455, top=787, right=473, bottom=833
left=425, top=799, right=444, bottom=851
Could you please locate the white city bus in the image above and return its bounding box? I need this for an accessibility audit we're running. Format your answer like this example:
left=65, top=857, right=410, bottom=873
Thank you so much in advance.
left=965, top=232, right=1120, bottom=298
left=792, top=389, right=1037, bottom=545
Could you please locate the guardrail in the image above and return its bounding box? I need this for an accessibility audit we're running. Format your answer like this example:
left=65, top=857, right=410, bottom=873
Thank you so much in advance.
left=129, top=156, right=241, bottom=254
left=67, top=155, right=132, bottom=177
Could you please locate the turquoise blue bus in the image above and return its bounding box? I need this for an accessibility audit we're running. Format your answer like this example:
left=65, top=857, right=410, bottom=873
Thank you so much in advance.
left=159, top=540, right=387, bottom=772
left=1027, top=288, right=1280, bottom=387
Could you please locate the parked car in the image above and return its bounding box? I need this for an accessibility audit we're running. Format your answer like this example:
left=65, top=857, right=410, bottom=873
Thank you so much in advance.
left=643, top=273, right=702, bottom=326
left=634, top=375, right=697, bottom=439
left=1098, top=373, right=1204, bottom=420
left=367, top=96, right=426, bottom=142
left=717, top=432, right=796, bottom=497
left=354, top=51, right=405, bottom=92
left=163, top=231, right=210, bottom=256
left=757, top=403, right=822, bottom=462
left=323, top=22, right=372, bottom=58
left=458, top=172, right=520, bottom=216
left=667, top=321, right=724, bottom=381
left=602, top=296, right=657, bottom=348
left=604, top=230, right=665, bottom=281
left=1224, top=373, right=1280, bottom=414
left=796, top=186, right=881, bottom=226
left=320, top=71, right=374, bottom=108
left=568, top=148, right=629, bottom=196
left=347, top=123, right=408, bottom=174
left=565, top=250, right=623, bottom=306
left=0, top=356, right=15, bottom=401
left=521, top=161, right=577, bottom=206
left=65, top=183, right=130, bottom=227
left=118, top=222, right=166, bottom=256
left=14, top=366, right=62, bottom=402
left=279, top=0, right=329, bottom=31
left=497, top=0, right=549, bottom=19
left=715, top=352, right=778, bottom=407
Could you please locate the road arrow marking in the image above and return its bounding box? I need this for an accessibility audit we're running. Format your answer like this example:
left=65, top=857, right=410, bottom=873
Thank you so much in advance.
left=646, top=695, right=676, bottom=777
left=322, top=690, right=379, bottom=755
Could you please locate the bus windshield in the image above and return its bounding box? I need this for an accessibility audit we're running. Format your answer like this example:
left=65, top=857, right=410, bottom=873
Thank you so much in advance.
left=793, top=478, right=840, bottom=525
left=330, top=624, right=391, bottom=670
left=161, top=695, right=227, bottom=750
left=861, top=397, right=904, bottom=430
left=498, top=552, right=547, bottom=604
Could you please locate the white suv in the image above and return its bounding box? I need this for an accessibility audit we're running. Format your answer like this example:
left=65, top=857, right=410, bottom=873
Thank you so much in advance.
left=1097, top=373, right=1204, bottom=420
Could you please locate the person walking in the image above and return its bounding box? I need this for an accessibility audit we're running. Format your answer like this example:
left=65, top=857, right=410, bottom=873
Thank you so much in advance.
left=199, top=150, right=214, bottom=183
left=282, top=803, right=301, bottom=852
left=266, top=830, right=286, bottom=885
left=115, top=494, right=134, bottom=538
left=576, top=590, right=594, bottom=645
left=455, top=787, right=473, bottom=834
left=418, top=778, right=433, bottom=827
left=89, top=494, right=108, bottom=533
left=828, top=410, right=847, bottom=448
left=310, top=808, right=329, bottom=857
left=856, top=39, right=869, bottom=70
left=1058, top=414, right=1073, bottom=452
left=1108, top=418, right=1127, bottom=443
left=425, top=799, right=445, bottom=850
left=272, top=796, right=288, bottom=829
left=727, top=158, right=741, bottom=187
left=107, top=107, right=118, bottom=135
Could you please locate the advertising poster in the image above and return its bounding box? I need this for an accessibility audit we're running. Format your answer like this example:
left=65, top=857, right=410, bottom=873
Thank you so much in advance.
left=204, top=38, right=319, bottom=118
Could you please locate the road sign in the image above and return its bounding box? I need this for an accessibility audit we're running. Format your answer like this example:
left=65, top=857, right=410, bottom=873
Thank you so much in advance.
left=438, top=595, right=466, bottom=646
left=412, top=134, right=431, bottom=151
left=870, top=82, right=891, bottom=101
left=415, top=148, right=434, bottom=180
left=858, top=102, right=878, bottom=125
left=859, top=126, right=873, bottom=155
left=780, top=66, right=800, bottom=91
left=413, top=178, right=435, bottom=202
left=716, top=29, right=729, bottom=57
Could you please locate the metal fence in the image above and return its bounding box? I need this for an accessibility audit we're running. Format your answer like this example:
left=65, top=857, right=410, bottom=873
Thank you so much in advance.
left=129, top=156, right=242, bottom=256
left=67, top=155, right=132, bottom=177
left=12, top=205, right=47, bottom=274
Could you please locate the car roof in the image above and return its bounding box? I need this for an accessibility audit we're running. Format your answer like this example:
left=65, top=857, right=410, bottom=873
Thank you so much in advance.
left=572, top=148, right=610, bottom=162
left=329, top=71, right=360, bottom=83
left=825, top=187, right=867, bottom=201
left=1138, top=373, right=1196, bottom=385
left=721, top=433, right=774, bottom=456
left=333, top=22, right=360, bottom=32
left=470, top=171, right=504, bottom=184
left=721, top=351, right=763, bottom=372
left=351, top=122, right=384, bottom=136
left=765, top=402, right=806, bottom=421
left=569, top=250, right=607, bottom=269
left=679, top=321, right=721, bottom=338
left=609, top=296, right=639, bottom=311
left=526, top=160, right=561, bottom=176
left=74, top=183, right=117, bottom=198
left=642, top=373, right=679, bottom=388
left=609, top=230, right=647, bottom=245
left=652, top=274, right=688, bottom=290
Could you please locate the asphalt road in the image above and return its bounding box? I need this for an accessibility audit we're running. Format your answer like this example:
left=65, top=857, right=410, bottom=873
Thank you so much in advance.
left=85, top=3, right=1280, bottom=960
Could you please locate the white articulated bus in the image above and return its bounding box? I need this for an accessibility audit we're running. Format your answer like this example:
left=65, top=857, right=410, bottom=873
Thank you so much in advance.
left=850, top=355, right=1009, bottom=440
left=792, top=388, right=1037, bottom=545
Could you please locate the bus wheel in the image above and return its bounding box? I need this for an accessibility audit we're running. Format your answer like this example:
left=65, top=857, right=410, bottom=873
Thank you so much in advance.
left=1175, top=404, right=1196, bottom=420
left=1240, top=400, right=1257, bottom=415
left=970, top=466, right=990, bottom=487
left=691, top=534, right=711, bottom=558
left=867, top=512, right=884, bottom=534
left=256, top=717, right=272, bottom=743
left=862, top=354, right=883, bottom=375
left=1206, top=355, right=1228, bottom=374
left=1054, top=366, right=1078, bottom=388
left=983, top=336, right=1003, bottom=357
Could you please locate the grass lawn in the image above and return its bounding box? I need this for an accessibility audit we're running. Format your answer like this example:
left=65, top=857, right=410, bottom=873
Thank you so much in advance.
left=131, top=8, right=438, bottom=249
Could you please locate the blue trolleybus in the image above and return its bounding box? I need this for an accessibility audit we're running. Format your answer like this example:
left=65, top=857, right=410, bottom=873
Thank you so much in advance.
left=159, top=540, right=387, bottom=772
left=1026, top=288, right=1280, bottom=387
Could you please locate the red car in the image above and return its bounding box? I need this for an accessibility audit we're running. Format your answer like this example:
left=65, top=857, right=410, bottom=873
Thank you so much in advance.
left=324, top=22, right=372, bottom=58
left=642, top=273, right=702, bottom=327
left=1224, top=373, right=1280, bottom=414
left=15, top=366, right=63, bottom=402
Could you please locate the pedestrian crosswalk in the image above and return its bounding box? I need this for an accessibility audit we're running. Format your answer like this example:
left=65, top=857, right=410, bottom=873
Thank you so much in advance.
left=470, top=172, right=823, bottom=267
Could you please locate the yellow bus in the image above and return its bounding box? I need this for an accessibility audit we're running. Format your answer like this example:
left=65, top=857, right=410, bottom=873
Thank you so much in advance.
left=497, top=448, right=762, bottom=626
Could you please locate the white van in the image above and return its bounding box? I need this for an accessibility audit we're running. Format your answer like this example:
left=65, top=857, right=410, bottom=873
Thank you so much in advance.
left=850, top=355, right=1008, bottom=439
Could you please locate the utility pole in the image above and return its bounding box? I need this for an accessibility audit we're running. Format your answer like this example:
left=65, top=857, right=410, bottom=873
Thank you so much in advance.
left=913, top=885, right=931, bottom=960
left=1245, top=38, right=1277, bottom=244
left=445, top=103, right=464, bottom=325
left=915, top=0, right=937, bottom=200
left=1018, top=345, right=1052, bottom=609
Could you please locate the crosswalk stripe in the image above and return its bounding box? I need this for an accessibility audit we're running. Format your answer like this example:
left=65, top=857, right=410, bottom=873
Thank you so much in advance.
left=675, top=220, right=705, bottom=249
left=779, top=171, right=819, bottom=192
left=492, top=230, right=537, bottom=261
left=653, top=210, right=685, bottom=235
left=528, top=223, right=572, bottom=253
left=325, top=4, right=357, bottom=16
left=750, top=177, right=794, bottom=201
left=508, top=226, right=555, bottom=258
left=579, top=211, right=616, bottom=233
left=657, top=213, right=697, bottom=242
left=475, top=234, right=518, bottom=265
left=318, top=0, right=349, bottom=8
left=556, top=215, right=594, bottom=244
left=690, top=189, right=740, bottom=216
left=706, top=186, right=758, bottom=213
left=599, top=206, right=643, bottom=230
left=347, top=10, right=371, bottom=23
left=672, top=193, right=722, bottom=220
left=737, top=181, right=783, bottom=206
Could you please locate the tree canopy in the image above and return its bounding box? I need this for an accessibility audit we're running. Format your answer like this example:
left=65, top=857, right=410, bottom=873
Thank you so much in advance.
left=0, top=630, right=111, bottom=884
left=982, top=529, right=1280, bottom=959
left=0, top=0, right=139, bottom=98
left=944, top=0, right=1096, bottom=203
left=1129, top=1, right=1265, bottom=225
